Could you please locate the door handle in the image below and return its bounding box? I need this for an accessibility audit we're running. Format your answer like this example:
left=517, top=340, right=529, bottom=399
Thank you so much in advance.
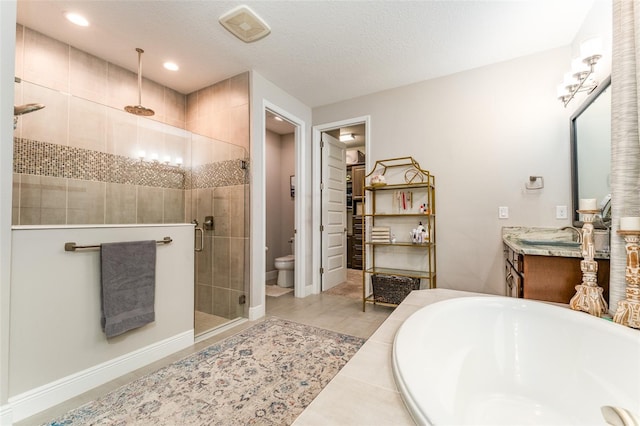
left=192, top=219, right=204, bottom=252
left=194, top=227, right=204, bottom=252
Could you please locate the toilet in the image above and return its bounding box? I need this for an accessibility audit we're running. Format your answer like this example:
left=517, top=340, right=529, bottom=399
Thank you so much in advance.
left=274, top=237, right=295, bottom=288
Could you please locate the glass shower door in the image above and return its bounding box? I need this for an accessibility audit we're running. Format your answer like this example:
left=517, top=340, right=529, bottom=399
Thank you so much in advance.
left=190, top=133, right=249, bottom=336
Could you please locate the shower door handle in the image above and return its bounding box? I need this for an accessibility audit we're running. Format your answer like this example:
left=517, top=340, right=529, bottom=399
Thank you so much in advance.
left=194, top=226, right=204, bottom=252
left=191, top=219, right=204, bottom=252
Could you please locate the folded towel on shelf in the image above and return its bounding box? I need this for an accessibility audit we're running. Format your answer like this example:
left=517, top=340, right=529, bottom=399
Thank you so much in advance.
left=100, top=240, right=157, bottom=338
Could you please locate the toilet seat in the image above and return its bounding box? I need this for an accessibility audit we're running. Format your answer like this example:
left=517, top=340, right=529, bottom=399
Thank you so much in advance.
left=275, top=255, right=295, bottom=268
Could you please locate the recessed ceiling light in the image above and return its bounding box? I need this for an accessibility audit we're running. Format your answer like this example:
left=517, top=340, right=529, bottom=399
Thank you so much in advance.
left=339, top=133, right=356, bottom=142
left=64, top=12, right=89, bottom=27
left=163, top=62, right=179, bottom=71
left=273, top=116, right=283, bottom=122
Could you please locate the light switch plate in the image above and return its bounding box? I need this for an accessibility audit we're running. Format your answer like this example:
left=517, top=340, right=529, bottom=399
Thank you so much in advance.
left=498, top=206, right=509, bottom=219
left=556, top=205, right=568, bottom=219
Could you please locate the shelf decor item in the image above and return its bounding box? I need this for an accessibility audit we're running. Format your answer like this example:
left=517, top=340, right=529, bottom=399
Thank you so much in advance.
left=569, top=207, right=608, bottom=317
left=362, top=156, right=436, bottom=311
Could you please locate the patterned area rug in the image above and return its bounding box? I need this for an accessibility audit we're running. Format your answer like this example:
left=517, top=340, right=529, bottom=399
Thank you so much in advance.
left=46, top=318, right=364, bottom=426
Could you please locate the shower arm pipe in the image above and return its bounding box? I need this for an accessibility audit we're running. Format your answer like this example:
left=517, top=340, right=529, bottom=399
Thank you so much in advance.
left=136, top=48, right=143, bottom=106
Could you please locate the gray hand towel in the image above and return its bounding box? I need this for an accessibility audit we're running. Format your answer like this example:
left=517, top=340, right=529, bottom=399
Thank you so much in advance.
left=100, top=240, right=156, bottom=338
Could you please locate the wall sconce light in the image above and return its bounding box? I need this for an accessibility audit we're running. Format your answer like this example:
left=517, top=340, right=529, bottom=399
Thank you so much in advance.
left=339, top=133, right=355, bottom=142
left=557, top=37, right=603, bottom=107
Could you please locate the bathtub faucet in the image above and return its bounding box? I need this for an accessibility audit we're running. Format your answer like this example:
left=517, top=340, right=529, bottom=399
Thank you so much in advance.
left=601, top=405, right=640, bottom=426
left=560, top=226, right=583, bottom=244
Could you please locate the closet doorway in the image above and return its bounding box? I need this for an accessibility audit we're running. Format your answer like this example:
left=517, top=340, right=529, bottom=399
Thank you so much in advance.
left=314, top=118, right=369, bottom=294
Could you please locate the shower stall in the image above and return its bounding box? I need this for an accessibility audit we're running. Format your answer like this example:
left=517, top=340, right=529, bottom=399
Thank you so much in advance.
left=12, top=61, right=250, bottom=336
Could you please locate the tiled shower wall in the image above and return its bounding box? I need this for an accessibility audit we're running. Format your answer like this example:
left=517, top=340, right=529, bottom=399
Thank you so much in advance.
left=13, top=25, right=250, bottom=321
left=187, top=74, right=250, bottom=321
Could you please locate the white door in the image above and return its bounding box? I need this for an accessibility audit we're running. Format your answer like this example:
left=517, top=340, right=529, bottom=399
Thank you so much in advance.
left=321, top=133, right=347, bottom=290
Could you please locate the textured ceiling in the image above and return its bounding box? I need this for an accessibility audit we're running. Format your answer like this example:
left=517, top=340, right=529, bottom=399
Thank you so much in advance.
left=16, top=0, right=596, bottom=108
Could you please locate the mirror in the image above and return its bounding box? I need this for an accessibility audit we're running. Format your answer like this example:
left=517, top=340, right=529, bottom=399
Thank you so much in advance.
left=571, top=75, right=611, bottom=227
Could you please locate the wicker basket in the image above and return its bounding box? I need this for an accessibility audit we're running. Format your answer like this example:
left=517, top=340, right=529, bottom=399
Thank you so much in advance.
left=371, top=274, right=420, bottom=305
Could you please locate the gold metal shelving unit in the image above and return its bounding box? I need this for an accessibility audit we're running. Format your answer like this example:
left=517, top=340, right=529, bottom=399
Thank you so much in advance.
left=362, top=157, right=436, bottom=311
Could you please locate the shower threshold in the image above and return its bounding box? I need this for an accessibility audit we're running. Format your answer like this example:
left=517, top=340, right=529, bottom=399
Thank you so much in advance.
left=194, top=314, right=247, bottom=343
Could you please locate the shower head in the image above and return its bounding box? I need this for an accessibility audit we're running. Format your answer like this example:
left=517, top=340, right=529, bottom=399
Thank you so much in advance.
left=14, top=103, right=45, bottom=116
left=124, top=104, right=155, bottom=116
left=125, top=48, right=154, bottom=117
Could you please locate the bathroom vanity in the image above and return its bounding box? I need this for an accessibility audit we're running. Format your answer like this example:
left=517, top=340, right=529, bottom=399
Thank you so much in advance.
left=503, top=227, right=610, bottom=304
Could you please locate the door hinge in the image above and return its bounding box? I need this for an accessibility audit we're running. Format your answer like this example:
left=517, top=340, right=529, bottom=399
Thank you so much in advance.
left=320, top=182, right=324, bottom=190
left=320, top=267, right=324, bottom=274
left=320, top=140, right=324, bottom=149
left=320, top=225, right=324, bottom=232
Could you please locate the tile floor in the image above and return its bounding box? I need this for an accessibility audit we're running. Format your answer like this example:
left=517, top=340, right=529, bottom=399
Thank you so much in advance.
left=17, top=285, right=394, bottom=425
left=293, top=288, right=488, bottom=425
left=194, top=310, right=229, bottom=335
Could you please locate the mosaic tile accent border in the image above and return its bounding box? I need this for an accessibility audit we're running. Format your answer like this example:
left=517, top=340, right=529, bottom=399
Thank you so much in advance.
left=192, top=160, right=247, bottom=189
left=13, top=137, right=249, bottom=190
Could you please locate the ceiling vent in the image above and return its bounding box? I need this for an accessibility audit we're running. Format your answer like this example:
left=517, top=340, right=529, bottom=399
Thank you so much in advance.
left=219, top=5, right=271, bottom=43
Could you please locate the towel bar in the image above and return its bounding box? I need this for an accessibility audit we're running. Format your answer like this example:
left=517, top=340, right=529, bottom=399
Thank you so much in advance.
left=64, top=237, right=172, bottom=252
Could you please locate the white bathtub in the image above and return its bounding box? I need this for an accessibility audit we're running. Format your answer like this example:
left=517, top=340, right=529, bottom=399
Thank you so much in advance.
left=393, top=296, right=640, bottom=425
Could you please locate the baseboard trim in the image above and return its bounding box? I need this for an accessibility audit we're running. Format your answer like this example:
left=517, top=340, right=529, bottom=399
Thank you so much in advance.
left=265, top=270, right=278, bottom=281
left=8, top=330, right=194, bottom=423
left=248, top=304, right=265, bottom=321
left=0, top=403, right=13, bottom=425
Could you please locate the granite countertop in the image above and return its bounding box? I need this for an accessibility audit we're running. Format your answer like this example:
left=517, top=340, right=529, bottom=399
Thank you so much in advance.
left=503, top=226, right=610, bottom=260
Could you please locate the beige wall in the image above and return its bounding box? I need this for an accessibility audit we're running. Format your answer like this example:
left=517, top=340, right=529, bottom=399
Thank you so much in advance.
left=265, top=130, right=295, bottom=274
left=314, top=47, right=573, bottom=295
left=280, top=133, right=295, bottom=252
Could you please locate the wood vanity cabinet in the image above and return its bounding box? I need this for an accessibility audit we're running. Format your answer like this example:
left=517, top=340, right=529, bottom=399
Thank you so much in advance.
left=504, top=246, right=610, bottom=304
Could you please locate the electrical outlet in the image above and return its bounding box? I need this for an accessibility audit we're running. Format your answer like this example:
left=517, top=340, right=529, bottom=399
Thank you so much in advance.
left=498, top=206, right=509, bottom=219
left=556, top=205, right=568, bottom=219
